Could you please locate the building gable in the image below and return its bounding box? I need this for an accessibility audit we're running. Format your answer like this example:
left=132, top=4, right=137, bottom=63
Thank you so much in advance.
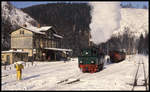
left=11, top=28, right=33, bottom=37
left=11, top=28, right=33, bottom=49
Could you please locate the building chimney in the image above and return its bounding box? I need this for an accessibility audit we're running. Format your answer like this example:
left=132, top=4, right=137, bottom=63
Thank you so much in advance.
left=23, top=24, right=27, bottom=27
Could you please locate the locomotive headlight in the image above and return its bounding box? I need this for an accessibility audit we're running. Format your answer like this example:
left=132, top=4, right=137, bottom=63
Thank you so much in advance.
left=80, top=61, right=83, bottom=63
left=91, top=61, right=94, bottom=63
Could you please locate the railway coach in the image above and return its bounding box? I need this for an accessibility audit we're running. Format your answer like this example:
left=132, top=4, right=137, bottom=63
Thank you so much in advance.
left=109, top=50, right=126, bottom=63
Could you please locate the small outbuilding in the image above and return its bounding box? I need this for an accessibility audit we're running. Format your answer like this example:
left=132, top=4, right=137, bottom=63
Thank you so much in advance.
left=1, top=50, right=28, bottom=65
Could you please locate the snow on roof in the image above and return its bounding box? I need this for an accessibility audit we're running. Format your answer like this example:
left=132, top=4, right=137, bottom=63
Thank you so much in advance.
left=20, top=26, right=64, bottom=39
left=2, top=50, right=28, bottom=53
left=39, top=26, right=52, bottom=31
left=21, top=26, right=52, bottom=35
left=14, top=61, right=25, bottom=65
left=21, top=26, right=45, bottom=34
left=45, top=48, right=72, bottom=52
left=53, top=34, right=63, bottom=38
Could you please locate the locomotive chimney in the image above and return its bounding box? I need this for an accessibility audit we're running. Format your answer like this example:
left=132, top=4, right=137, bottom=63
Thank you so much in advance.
left=37, top=23, right=41, bottom=28
left=88, top=31, right=93, bottom=47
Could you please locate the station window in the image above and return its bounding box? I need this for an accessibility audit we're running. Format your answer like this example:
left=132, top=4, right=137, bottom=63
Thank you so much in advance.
left=20, top=30, right=24, bottom=34
left=1, top=55, right=4, bottom=58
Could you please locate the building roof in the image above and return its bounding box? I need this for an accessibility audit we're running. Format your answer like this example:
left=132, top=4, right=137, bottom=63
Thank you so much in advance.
left=28, top=26, right=52, bottom=32
left=39, top=26, right=53, bottom=32
left=20, top=26, right=63, bottom=38
left=53, top=33, right=63, bottom=39
left=21, top=26, right=52, bottom=35
left=45, top=48, right=72, bottom=52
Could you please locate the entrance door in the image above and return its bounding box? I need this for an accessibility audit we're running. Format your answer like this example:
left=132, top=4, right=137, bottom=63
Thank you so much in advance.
left=6, top=55, right=10, bottom=64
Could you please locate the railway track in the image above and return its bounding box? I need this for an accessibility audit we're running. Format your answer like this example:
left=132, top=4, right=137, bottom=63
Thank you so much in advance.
left=57, top=73, right=81, bottom=85
left=56, top=72, right=90, bottom=86
left=132, top=57, right=149, bottom=91
left=2, top=74, right=9, bottom=77
left=39, top=72, right=85, bottom=90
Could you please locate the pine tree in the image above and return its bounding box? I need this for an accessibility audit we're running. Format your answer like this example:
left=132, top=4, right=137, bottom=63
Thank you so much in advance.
left=138, top=34, right=144, bottom=54
left=143, top=5, right=147, bottom=9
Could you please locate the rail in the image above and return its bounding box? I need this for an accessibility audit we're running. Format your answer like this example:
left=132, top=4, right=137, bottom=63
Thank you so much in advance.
left=132, top=57, right=148, bottom=91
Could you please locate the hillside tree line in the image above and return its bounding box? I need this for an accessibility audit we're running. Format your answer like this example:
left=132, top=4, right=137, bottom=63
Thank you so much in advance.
left=22, top=3, right=91, bottom=56
left=2, top=2, right=149, bottom=56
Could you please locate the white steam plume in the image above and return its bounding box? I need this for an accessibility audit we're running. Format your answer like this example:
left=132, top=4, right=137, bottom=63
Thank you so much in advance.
left=89, top=2, right=121, bottom=45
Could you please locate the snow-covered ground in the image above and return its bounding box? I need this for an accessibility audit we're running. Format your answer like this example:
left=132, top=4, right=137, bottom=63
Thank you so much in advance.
left=1, top=54, right=149, bottom=91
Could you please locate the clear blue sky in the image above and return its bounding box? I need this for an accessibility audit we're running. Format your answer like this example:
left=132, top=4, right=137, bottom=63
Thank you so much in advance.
left=10, top=1, right=149, bottom=9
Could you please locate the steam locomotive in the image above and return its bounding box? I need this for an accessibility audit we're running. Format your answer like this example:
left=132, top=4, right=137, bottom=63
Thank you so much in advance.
left=109, top=50, right=126, bottom=63
left=78, top=47, right=105, bottom=73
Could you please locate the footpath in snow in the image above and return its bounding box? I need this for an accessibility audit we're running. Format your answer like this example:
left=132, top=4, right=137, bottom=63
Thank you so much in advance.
left=1, top=54, right=149, bottom=91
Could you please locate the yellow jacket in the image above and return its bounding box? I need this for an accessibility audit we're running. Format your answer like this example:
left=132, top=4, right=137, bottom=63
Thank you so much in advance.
left=16, top=64, right=24, bottom=71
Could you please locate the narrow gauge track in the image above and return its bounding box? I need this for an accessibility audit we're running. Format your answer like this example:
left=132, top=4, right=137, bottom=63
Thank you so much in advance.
left=39, top=72, right=87, bottom=90
left=57, top=72, right=90, bottom=85
left=132, top=57, right=148, bottom=91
